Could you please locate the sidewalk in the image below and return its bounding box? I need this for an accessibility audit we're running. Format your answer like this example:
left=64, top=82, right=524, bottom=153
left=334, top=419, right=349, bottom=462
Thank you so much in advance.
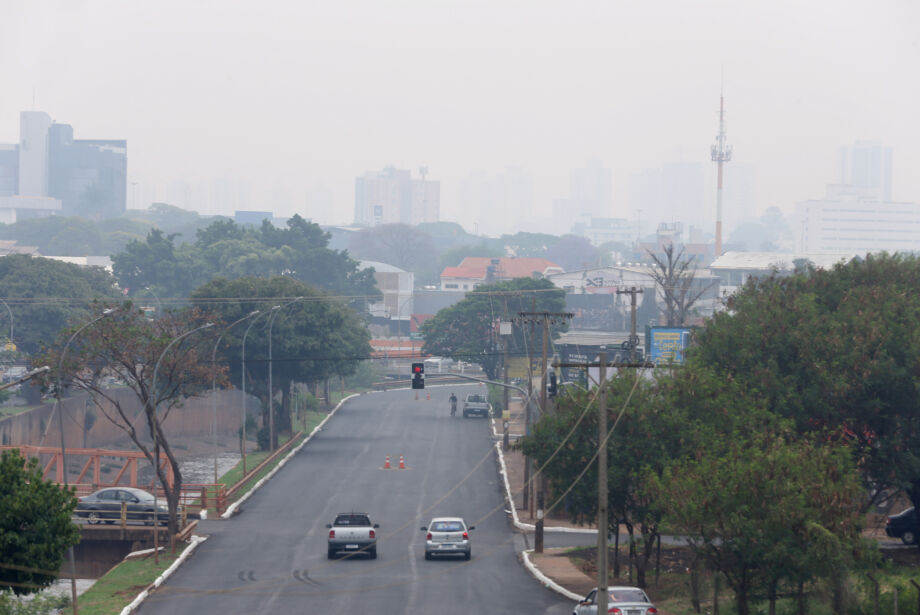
left=491, top=397, right=598, bottom=601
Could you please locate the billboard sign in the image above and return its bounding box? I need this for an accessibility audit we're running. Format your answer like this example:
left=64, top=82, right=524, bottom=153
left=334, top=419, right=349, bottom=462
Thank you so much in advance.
left=648, top=327, right=692, bottom=365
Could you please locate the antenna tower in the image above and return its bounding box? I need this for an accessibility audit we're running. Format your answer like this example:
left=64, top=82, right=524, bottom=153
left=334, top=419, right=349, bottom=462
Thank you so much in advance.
left=710, top=82, right=732, bottom=258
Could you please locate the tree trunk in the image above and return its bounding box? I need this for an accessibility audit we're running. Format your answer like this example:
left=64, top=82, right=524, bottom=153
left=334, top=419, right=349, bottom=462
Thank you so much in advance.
left=797, top=580, right=806, bottom=615
left=768, top=579, right=777, bottom=615
left=689, top=555, right=701, bottom=613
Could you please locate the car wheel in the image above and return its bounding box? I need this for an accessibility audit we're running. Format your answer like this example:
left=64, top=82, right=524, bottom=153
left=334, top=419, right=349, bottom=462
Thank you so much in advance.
left=424, top=552, right=431, bottom=560
left=328, top=548, right=336, bottom=559
left=463, top=411, right=468, bottom=418
left=464, top=551, right=471, bottom=560
left=369, top=548, right=377, bottom=559
left=87, top=511, right=101, bottom=525
left=902, top=530, right=917, bottom=545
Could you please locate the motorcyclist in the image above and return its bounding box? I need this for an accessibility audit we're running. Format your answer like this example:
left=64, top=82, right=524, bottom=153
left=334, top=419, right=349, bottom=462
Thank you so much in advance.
left=449, top=392, right=458, bottom=416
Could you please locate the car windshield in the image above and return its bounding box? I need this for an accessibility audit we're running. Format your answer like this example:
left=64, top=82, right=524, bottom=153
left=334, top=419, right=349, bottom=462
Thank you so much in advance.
left=609, top=589, right=649, bottom=603
left=335, top=515, right=370, bottom=526
left=431, top=521, right=464, bottom=532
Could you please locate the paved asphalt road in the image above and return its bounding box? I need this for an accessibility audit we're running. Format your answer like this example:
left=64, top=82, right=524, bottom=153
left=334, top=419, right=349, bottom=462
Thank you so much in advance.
left=137, top=385, right=573, bottom=615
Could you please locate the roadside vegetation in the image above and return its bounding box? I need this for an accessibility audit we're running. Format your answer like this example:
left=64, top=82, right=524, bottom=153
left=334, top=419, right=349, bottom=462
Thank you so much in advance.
left=521, top=253, right=920, bottom=614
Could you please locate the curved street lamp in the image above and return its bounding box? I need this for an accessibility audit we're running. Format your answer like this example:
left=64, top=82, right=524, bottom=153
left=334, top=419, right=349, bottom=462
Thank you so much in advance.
left=266, top=297, right=304, bottom=451
left=55, top=306, right=118, bottom=614
left=150, top=321, right=214, bottom=563
left=210, top=311, right=260, bottom=484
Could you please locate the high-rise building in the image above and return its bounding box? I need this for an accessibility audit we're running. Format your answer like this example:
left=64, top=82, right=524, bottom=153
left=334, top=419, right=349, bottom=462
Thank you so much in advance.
left=354, top=167, right=439, bottom=226
left=553, top=161, right=613, bottom=224
left=459, top=167, right=532, bottom=237
left=838, top=140, right=892, bottom=202
left=48, top=123, right=127, bottom=218
left=0, top=111, right=126, bottom=222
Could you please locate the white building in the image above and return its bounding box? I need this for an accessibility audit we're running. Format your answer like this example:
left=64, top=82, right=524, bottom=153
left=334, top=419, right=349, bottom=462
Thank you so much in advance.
left=359, top=260, right=414, bottom=323
left=710, top=251, right=854, bottom=295
left=18, top=111, right=52, bottom=197
left=796, top=184, right=920, bottom=254
left=354, top=167, right=439, bottom=227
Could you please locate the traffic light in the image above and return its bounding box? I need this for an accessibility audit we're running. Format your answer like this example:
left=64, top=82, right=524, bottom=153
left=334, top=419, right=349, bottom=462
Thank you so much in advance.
left=548, top=371, right=558, bottom=398
left=411, top=362, right=425, bottom=389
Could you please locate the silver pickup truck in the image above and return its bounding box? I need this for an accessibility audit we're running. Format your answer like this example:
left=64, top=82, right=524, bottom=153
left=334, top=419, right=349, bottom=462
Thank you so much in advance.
left=462, top=393, right=491, bottom=418
left=326, top=512, right=379, bottom=559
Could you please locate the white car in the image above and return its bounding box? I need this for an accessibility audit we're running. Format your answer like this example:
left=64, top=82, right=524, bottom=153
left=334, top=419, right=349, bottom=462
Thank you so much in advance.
left=572, top=586, right=657, bottom=615
left=421, top=516, right=474, bottom=560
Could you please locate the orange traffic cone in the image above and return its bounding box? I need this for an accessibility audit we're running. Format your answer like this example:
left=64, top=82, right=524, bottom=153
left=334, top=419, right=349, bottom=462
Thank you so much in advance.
left=426, top=391, right=430, bottom=400
left=415, top=391, right=419, bottom=400
left=399, top=455, right=406, bottom=469
left=384, top=456, right=391, bottom=469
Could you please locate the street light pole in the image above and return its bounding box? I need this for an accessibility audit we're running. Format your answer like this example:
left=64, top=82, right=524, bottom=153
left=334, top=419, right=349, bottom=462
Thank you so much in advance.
left=56, top=307, right=118, bottom=615
left=142, top=287, right=163, bottom=318
left=266, top=297, right=304, bottom=452
left=210, top=311, right=259, bottom=484
left=266, top=305, right=281, bottom=452
left=240, top=310, right=270, bottom=476
left=150, top=321, right=214, bottom=563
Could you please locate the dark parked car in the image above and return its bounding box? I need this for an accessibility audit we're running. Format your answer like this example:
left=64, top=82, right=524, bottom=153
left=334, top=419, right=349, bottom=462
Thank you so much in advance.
left=75, top=487, right=169, bottom=526
left=886, top=507, right=919, bottom=545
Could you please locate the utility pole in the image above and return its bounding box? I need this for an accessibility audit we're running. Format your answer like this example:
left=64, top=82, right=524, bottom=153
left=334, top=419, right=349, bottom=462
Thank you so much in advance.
left=553, top=352, right=653, bottom=615
left=597, top=351, right=608, bottom=615
left=502, top=295, right=511, bottom=451
left=617, top=287, right=643, bottom=362
left=518, top=310, right=574, bottom=553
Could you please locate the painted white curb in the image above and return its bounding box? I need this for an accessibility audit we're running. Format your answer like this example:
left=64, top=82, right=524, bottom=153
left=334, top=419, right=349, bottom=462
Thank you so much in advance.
left=521, top=549, right=583, bottom=601
left=493, top=437, right=596, bottom=535
left=222, top=393, right=361, bottom=518
left=119, top=535, right=208, bottom=615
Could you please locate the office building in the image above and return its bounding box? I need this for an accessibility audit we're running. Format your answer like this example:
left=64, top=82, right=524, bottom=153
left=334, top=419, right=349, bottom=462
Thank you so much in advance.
left=354, top=167, right=439, bottom=227
left=0, top=111, right=126, bottom=222
left=796, top=184, right=920, bottom=254
left=838, top=140, right=893, bottom=202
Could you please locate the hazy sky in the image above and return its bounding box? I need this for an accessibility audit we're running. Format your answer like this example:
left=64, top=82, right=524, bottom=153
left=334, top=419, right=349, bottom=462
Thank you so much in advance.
left=1, top=0, right=917, bottom=233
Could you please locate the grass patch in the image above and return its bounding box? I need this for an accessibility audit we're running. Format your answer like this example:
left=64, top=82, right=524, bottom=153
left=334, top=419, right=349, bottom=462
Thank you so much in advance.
left=216, top=410, right=327, bottom=507
left=77, top=547, right=185, bottom=615
left=564, top=545, right=920, bottom=615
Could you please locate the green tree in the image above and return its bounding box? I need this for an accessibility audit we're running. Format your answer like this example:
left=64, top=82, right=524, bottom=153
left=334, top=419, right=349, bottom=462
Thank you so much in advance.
left=544, top=234, right=601, bottom=271
left=190, top=276, right=372, bottom=449
left=0, top=449, right=80, bottom=595
left=520, top=373, right=673, bottom=588
left=420, top=278, right=565, bottom=379
left=0, top=254, right=118, bottom=355
left=691, top=253, right=920, bottom=514
left=37, top=305, right=224, bottom=536
left=648, top=429, right=867, bottom=615
left=348, top=223, right=438, bottom=279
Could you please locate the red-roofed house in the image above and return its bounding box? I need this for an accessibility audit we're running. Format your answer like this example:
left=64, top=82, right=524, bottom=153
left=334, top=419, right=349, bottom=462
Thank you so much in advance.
left=440, top=257, right=564, bottom=291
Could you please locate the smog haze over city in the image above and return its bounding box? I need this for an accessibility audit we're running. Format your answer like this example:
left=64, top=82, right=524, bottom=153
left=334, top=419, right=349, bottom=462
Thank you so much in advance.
left=2, top=0, right=917, bottom=237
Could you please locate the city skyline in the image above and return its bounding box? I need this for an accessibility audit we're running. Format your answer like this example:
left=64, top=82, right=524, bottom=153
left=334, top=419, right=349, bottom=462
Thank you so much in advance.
left=1, top=1, right=917, bottom=237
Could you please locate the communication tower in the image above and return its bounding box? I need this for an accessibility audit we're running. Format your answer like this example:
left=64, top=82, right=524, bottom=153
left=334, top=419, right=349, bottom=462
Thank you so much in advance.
left=710, top=84, right=732, bottom=257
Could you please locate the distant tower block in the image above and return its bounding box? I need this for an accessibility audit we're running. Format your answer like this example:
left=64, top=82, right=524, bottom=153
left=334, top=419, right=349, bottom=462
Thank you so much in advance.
left=711, top=85, right=733, bottom=257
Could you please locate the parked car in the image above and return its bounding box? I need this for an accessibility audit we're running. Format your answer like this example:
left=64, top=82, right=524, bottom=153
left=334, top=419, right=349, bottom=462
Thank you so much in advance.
left=421, top=516, right=474, bottom=560
left=572, top=586, right=657, bottom=615
left=886, top=507, right=920, bottom=545
left=75, top=487, right=169, bottom=526
left=326, top=512, right=379, bottom=559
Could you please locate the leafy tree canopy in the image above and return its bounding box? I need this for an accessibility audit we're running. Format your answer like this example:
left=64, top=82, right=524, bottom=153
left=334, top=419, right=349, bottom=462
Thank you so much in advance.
left=691, top=252, right=920, bottom=511
left=112, top=215, right=379, bottom=301
left=0, top=254, right=118, bottom=355
left=190, top=276, right=372, bottom=447
left=420, top=277, right=565, bottom=379
left=0, top=450, right=80, bottom=595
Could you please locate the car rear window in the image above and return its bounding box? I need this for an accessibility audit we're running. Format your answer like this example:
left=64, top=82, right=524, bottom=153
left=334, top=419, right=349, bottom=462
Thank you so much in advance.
left=431, top=521, right=464, bottom=531
left=609, top=589, right=649, bottom=603
left=335, top=515, right=370, bottom=526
